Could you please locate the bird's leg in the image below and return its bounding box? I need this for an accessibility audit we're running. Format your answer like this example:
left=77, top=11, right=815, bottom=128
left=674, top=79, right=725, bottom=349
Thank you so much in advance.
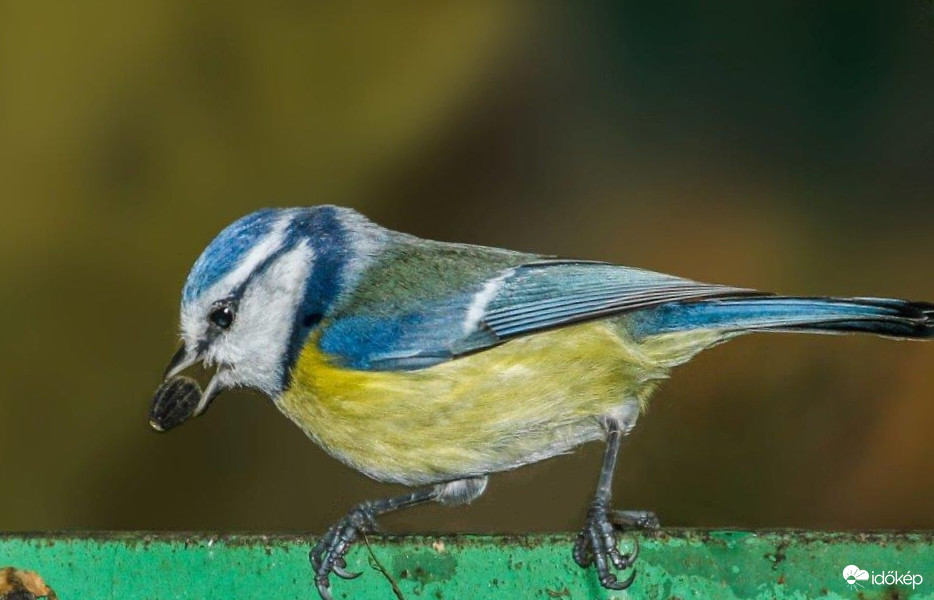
left=572, top=417, right=651, bottom=590
left=310, top=487, right=439, bottom=600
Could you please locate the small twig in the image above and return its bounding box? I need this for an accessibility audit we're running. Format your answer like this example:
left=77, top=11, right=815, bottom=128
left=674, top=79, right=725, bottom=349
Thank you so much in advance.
left=362, top=533, right=406, bottom=600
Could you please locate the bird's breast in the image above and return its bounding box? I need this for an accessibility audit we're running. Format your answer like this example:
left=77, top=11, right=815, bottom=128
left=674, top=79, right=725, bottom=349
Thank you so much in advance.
left=275, top=320, right=681, bottom=486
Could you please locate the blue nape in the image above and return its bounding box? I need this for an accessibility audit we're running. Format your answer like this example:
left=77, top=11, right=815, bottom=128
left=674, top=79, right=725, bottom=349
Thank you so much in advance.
left=283, top=207, right=348, bottom=372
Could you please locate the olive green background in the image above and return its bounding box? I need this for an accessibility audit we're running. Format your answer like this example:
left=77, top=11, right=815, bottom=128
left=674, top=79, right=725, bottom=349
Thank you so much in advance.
left=1, top=3, right=933, bottom=536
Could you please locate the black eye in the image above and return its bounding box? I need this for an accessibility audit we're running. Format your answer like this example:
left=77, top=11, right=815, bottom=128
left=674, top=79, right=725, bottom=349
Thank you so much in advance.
left=209, top=303, right=235, bottom=330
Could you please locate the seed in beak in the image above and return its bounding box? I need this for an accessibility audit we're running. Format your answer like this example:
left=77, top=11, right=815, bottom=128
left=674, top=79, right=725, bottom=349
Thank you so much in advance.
left=150, top=375, right=203, bottom=432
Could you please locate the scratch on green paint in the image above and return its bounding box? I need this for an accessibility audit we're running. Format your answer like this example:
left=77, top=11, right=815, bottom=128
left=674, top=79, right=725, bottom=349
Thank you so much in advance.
left=1, top=531, right=933, bottom=599
left=392, top=549, right=458, bottom=589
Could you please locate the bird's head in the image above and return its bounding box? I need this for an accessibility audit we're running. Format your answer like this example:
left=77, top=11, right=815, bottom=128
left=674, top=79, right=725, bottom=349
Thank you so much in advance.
left=150, top=205, right=386, bottom=431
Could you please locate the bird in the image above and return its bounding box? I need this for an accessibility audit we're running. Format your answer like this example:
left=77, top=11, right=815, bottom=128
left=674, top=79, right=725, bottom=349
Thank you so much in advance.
left=151, top=205, right=933, bottom=599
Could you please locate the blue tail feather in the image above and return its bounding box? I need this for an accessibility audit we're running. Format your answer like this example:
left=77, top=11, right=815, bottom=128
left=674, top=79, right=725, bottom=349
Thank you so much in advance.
left=634, top=296, right=934, bottom=340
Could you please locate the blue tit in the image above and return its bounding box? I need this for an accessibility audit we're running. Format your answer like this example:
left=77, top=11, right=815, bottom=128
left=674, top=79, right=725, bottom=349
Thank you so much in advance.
left=151, top=205, right=933, bottom=598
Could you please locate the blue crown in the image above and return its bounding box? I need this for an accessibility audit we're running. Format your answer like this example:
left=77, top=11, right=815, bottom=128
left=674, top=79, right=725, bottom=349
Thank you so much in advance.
left=182, top=208, right=284, bottom=304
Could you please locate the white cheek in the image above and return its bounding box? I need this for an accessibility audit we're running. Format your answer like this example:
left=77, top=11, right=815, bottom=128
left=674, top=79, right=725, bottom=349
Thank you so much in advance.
left=216, top=245, right=314, bottom=395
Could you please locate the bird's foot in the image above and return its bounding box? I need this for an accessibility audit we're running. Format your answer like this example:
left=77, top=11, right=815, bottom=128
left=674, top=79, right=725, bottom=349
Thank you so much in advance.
left=310, top=505, right=380, bottom=600
left=573, top=503, right=652, bottom=590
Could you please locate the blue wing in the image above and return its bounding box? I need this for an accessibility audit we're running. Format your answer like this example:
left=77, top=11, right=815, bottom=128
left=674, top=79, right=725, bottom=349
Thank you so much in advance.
left=478, top=261, right=752, bottom=338
left=319, top=260, right=754, bottom=371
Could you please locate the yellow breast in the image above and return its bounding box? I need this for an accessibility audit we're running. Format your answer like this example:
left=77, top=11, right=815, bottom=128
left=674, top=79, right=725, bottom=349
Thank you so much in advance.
left=276, top=320, right=716, bottom=485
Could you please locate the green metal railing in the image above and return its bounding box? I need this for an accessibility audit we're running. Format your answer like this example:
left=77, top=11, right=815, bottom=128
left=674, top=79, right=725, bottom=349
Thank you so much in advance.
left=2, top=531, right=932, bottom=599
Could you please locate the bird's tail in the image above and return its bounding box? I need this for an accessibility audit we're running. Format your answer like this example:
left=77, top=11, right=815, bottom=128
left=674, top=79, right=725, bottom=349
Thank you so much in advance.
left=640, top=295, right=934, bottom=340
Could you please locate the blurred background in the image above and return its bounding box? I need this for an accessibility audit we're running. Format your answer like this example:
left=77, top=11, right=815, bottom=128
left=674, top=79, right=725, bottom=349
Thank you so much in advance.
left=1, top=2, right=933, bottom=535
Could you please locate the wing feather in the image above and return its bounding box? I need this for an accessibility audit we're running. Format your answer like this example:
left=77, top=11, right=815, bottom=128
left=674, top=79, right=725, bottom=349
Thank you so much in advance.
left=479, top=261, right=755, bottom=339
left=321, top=258, right=758, bottom=371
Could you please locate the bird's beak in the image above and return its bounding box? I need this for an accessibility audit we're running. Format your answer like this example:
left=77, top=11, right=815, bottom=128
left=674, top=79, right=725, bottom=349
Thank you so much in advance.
left=150, top=344, right=225, bottom=432
left=163, top=344, right=198, bottom=379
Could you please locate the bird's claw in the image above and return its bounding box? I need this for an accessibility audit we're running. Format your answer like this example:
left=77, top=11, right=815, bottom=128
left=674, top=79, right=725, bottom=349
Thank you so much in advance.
left=573, top=503, right=642, bottom=590
left=331, top=560, right=361, bottom=580
left=310, top=505, right=379, bottom=600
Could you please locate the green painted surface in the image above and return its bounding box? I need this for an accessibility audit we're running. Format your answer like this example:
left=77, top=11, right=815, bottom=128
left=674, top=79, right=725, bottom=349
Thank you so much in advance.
left=1, top=531, right=932, bottom=599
